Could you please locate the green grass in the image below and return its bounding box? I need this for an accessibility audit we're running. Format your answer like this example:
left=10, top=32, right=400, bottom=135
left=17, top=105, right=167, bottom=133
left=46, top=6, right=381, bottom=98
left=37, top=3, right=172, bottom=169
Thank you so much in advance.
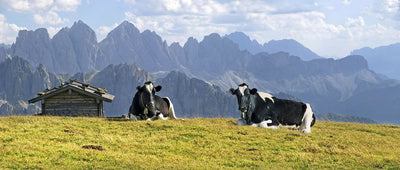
left=0, top=116, right=399, bottom=169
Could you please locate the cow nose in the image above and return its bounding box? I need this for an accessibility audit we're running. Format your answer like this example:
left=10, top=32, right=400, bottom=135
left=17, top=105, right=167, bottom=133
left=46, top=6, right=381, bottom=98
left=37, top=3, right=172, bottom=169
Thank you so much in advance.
left=147, top=102, right=155, bottom=109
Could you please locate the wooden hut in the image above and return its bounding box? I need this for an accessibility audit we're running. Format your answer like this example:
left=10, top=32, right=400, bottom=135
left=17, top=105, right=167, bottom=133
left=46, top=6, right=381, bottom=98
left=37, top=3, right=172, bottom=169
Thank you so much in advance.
left=29, top=80, right=114, bottom=117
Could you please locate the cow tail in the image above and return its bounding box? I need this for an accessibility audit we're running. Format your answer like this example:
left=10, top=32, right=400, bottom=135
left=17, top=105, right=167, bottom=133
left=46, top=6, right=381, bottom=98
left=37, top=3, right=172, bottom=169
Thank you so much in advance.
left=164, top=97, right=177, bottom=119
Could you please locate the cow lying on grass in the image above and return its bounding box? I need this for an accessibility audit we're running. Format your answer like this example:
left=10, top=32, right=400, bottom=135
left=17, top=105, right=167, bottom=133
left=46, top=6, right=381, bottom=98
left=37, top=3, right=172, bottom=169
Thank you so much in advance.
left=230, top=83, right=315, bottom=133
left=129, top=81, right=176, bottom=120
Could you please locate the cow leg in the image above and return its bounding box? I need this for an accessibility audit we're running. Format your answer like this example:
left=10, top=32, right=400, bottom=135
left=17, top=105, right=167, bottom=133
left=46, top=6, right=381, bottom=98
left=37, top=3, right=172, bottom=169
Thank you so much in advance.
left=267, top=111, right=279, bottom=129
left=299, top=103, right=314, bottom=134
left=246, top=112, right=253, bottom=125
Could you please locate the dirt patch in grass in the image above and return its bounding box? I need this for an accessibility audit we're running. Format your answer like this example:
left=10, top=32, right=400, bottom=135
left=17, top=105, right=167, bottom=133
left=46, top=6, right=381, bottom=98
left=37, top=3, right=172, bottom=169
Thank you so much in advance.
left=82, top=145, right=105, bottom=151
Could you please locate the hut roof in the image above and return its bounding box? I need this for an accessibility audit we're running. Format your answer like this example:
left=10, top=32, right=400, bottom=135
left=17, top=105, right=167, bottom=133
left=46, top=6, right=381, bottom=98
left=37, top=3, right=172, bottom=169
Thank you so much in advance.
left=29, top=80, right=115, bottom=103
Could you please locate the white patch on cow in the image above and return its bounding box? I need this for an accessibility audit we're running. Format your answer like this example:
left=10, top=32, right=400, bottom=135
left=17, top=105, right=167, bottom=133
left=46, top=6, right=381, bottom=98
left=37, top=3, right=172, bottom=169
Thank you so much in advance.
left=164, top=97, right=177, bottom=119
left=238, top=85, right=248, bottom=95
left=241, top=112, right=246, bottom=119
left=280, top=125, right=299, bottom=130
left=237, top=119, right=247, bottom=126
left=266, top=125, right=279, bottom=129
left=250, top=123, right=258, bottom=127
left=144, top=83, right=154, bottom=92
left=299, top=103, right=314, bottom=134
left=258, top=120, right=269, bottom=128
left=257, top=92, right=274, bottom=103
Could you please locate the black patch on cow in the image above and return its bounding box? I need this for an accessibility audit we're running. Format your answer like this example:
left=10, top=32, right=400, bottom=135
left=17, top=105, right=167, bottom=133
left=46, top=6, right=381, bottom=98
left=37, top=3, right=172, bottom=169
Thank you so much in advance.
left=268, top=97, right=306, bottom=126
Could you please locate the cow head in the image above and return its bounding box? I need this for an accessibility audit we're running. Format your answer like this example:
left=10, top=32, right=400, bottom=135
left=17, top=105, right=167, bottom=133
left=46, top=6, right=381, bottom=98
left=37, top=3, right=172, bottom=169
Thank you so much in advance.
left=230, top=83, right=257, bottom=119
left=136, top=81, right=162, bottom=118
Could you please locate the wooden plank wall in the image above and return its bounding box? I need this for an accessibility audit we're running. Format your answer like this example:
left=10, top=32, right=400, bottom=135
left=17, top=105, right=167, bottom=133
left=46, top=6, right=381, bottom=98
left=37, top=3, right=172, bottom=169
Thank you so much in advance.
left=43, top=90, right=102, bottom=117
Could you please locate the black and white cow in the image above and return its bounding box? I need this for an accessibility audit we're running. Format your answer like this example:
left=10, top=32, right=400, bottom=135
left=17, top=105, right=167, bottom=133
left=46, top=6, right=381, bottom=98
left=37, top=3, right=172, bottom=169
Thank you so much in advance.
left=129, top=81, right=176, bottom=120
left=230, top=83, right=315, bottom=133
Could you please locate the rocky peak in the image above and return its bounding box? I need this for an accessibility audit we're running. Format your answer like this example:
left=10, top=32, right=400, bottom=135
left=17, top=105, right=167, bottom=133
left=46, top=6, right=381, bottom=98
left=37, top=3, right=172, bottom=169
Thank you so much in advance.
left=224, top=32, right=264, bottom=54
left=104, top=20, right=141, bottom=41
left=70, top=20, right=97, bottom=43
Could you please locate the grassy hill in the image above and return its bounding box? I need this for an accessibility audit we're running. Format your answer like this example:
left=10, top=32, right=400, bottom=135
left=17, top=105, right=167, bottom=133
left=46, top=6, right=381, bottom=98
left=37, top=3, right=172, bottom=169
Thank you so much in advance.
left=0, top=116, right=399, bottom=169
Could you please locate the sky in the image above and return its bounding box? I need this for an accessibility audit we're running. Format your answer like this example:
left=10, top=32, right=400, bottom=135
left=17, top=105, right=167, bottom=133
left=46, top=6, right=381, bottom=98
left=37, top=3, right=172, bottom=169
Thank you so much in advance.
left=0, top=0, right=400, bottom=58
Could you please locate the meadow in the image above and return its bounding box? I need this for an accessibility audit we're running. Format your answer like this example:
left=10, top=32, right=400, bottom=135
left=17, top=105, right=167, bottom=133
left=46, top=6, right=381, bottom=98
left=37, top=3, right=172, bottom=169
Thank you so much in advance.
left=0, top=116, right=399, bottom=169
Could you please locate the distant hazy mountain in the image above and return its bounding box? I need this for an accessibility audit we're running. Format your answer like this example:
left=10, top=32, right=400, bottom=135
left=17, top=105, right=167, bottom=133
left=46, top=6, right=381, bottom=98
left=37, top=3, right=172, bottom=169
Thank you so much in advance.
left=0, top=56, right=61, bottom=115
left=156, top=71, right=237, bottom=118
left=337, top=85, right=400, bottom=125
left=224, top=32, right=321, bottom=61
left=223, top=32, right=264, bottom=54
left=319, top=113, right=377, bottom=124
left=351, top=43, right=400, bottom=79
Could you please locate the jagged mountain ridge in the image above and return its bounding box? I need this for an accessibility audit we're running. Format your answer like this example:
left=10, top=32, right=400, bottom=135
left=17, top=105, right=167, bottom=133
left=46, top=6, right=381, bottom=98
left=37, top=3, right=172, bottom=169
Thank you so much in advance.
left=11, top=21, right=98, bottom=73
left=224, top=32, right=321, bottom=61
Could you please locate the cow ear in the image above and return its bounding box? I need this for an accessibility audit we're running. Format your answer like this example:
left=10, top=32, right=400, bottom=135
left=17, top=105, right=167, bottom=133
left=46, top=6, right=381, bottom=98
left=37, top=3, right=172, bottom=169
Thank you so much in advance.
left=229, top=88, right=236, bottom=95
left=250, top=88, right=257, bottom=94
left=136, top=86, right=141, bottom=92
left=155, top=85, right=162, bottom=92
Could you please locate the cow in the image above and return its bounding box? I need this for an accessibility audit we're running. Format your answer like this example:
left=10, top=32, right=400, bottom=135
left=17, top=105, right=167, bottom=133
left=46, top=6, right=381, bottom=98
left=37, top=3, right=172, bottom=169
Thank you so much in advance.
left=129, top=81, right=176, bottom=120
left=230, top=83, right=315, bottom=133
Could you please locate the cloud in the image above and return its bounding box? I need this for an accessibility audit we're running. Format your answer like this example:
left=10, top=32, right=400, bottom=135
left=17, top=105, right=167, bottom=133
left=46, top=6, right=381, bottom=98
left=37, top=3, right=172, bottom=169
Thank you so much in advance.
left=371, top=0, right=400, bottom=20
left=342, top=0, right=351, bottom=5
left=0, top=14, right=26, bottom=44
left=33, top=11, right=69, bottom=25
left=1, top=0, right=81, bottom=25
left=3, top=0, right=81, bottom=13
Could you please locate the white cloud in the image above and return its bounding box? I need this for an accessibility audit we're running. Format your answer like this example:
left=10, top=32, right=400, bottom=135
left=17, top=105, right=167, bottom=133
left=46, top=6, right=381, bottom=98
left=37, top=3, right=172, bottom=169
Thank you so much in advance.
left=372, top=0, right=400, bottom=19
left=345, top=16, right=365, bottom=27
left=3, top=0, right=81, bottom=13
left=0, top=14, right=26, bottom=44
left=33, top=11, right=69, bottom=25
left=2, top=0, right=81, bottom=25
left=342, top=0, right=351, bottom=5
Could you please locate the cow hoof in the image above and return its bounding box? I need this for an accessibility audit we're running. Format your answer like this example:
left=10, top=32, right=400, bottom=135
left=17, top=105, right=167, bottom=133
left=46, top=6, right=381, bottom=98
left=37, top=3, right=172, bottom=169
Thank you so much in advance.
left=302, top=129, right=311, bottom=134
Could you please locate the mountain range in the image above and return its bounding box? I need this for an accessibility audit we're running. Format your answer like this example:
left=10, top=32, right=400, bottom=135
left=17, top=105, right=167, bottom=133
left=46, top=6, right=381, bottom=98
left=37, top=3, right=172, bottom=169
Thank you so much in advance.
left=224, top=32, right=321, bottom=61
left=1, top=20, right=400, bottom=124
left=351, top=43, right=400, bottom=79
